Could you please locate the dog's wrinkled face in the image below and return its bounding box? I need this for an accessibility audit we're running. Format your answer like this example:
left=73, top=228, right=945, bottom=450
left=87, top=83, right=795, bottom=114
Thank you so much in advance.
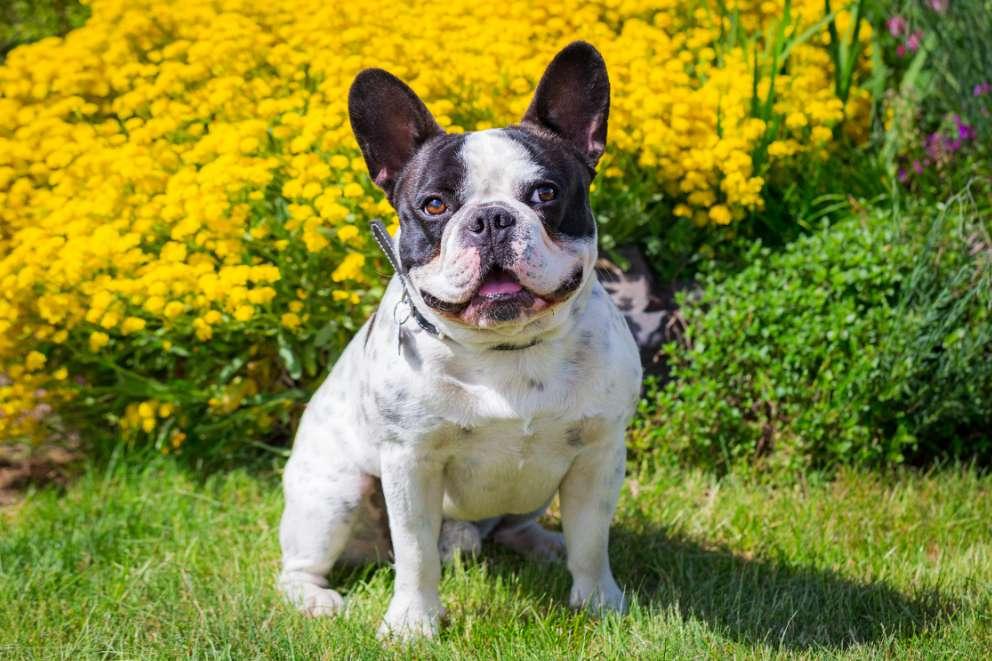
left=392, top=128, right=594, bottom=327
left=349, top=42, right=610, bottom=330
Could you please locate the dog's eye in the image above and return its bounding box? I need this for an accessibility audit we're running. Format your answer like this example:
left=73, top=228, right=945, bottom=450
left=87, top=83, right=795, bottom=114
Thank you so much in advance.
left=423, top=197, right=447, bottom=216
left=532, top=185, right=557, bottom=204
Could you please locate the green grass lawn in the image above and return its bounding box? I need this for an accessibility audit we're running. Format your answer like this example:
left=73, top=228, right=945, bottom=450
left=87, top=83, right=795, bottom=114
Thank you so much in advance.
left=1, top=456, right=990, bottom=659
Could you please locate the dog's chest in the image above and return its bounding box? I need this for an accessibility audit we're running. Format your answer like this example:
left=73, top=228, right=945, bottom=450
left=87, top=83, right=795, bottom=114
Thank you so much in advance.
left=411, top=362, right=615, bottom=521
left=437, top=413, right=592, bottom=520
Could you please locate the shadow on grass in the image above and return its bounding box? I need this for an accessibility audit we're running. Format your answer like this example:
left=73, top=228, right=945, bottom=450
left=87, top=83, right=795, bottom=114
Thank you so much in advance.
left=608, top=525, right=954, bottom=651
left=329, top=523, right=955, bottom=653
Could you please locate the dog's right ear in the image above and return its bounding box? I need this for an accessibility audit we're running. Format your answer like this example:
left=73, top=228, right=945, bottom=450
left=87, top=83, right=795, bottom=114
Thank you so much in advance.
left=348, top=69, right=443, bottom=195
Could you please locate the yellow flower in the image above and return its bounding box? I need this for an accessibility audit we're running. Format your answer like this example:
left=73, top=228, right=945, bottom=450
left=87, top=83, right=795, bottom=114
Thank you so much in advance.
left=785, top=112, right=808, bottom=129
left=25, top=351, right=46, bottom=371
left=811, top=126, right=833, bottom=144
left=332, top=253, right=366, bottom=283
left=337, top=225, right=359, bottom=242
left=0, top=0, right=873, bottom=443
left=709, top=205, right=733, bottom=225
left=281, top=312, right=301, bottom=329
left=233, top=305, right=255, bottom=322
left=170, top=430, right=187, bottom=448
left=89, top=332, right=110, bottom=352
left=121, top=317, right=147, bottom=334
left=163, top=301, right=185, bottom=319
left=343, top=182, right=364, bottom=198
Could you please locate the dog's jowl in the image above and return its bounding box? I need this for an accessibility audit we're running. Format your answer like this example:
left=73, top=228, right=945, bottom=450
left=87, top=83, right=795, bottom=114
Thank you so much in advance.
left=277, top=41, right=642, bottom=640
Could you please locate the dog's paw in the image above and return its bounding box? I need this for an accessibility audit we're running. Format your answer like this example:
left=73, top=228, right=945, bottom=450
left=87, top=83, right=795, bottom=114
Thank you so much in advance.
left=569, top=576, right=628, bottom=616
left=438, top=519, right=481, bottom=564
left=279, top=578, right=345, bottom=617
left=493, top=520, right=566, bottom=563
left=377, top=594, right=445, bottom=641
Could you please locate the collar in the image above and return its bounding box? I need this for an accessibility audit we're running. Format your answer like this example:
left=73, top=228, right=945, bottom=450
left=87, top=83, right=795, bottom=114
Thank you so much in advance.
left=370, top=220, right=443, bottom=340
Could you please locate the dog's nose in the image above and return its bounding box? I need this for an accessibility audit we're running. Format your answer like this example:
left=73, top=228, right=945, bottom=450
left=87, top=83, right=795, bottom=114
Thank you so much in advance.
left=464, top=205, right=516, bottom=246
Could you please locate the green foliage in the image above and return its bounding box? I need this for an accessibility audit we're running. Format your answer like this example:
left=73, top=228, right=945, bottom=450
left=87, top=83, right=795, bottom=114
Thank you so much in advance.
left=634, top=194, right=992, bottom=474
left=896, top=0, right=992, bottom=142
left=880, top=0, right=992, bottom=200
left=0, top=0, right=88, bottom=58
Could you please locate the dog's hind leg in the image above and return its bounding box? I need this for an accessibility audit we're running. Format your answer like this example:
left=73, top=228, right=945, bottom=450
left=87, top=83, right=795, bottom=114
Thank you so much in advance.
left=438, top=520, right=482, bottom=563
left=486, top=505, right=566, bottom=563
left=278, top=448, right=381, bottom=617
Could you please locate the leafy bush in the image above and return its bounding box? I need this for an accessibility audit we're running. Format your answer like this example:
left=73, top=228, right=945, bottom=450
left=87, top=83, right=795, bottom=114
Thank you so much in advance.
left=633, top=194, right=992, bottom=474
left=0, top=0, right=875, bottom=453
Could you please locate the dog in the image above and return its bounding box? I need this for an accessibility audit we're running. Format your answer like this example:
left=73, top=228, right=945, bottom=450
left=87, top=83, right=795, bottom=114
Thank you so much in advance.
left=277, top=41, right=642, bottom=640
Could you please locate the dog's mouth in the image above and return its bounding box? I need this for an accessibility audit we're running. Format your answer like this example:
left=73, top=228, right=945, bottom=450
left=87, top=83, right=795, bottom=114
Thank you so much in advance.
left=420, top=265, right=583, bottom=326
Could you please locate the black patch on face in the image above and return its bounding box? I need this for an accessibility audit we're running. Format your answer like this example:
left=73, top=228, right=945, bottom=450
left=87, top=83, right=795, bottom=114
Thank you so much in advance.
left=549, top=266, right=584, bottom=302
left=501, top=126, right=596, bottom=239
left=392, top=134, right=467, bottom=271
left=487, top=296, right=527, bottom=322
left=528, top=379, right=545, bottom=391
left=421, top=290, right=468, bottom=314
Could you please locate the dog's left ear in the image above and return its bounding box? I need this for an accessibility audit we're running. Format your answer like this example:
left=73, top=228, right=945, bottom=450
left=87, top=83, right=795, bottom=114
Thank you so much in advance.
left=522, top=41, right=610, bottom=168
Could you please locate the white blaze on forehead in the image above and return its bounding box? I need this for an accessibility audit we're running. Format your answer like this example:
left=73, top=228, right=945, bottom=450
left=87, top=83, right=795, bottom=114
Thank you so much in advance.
left=460, top=130, right=543, bottom=201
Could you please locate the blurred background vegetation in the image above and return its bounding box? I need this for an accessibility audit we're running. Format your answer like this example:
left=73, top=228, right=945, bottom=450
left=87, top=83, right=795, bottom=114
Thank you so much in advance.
left=0, top=0, right=89, bottom=59
left=0, top=0, right=989, bottom=479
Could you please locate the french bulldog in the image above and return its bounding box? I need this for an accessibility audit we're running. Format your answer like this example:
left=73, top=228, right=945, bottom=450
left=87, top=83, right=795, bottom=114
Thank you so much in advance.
left=277, top=41, right=642, bottom=640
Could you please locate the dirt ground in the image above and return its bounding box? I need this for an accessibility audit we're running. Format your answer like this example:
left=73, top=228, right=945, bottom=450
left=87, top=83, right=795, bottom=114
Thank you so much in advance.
left=0, top=444, right=79, bottom=511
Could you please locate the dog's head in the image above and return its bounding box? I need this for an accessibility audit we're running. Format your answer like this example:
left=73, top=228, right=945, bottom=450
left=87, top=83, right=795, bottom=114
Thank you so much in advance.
left=349, top=42, right=609, bottom=337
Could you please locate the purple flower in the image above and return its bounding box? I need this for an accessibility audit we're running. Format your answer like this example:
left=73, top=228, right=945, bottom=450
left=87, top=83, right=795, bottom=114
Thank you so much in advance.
left=906, top=31, right=924, bottom=52
left=912, top=159, right=925, bottom=174
left=974, top=82, right=991, bottom=97
left=954, top=115, right=976, bottom=141
left=897, top=168, right=909, bottom=183
left=887, top=15, right=908, bottom=37
left=929, top=0, right=949, bottom=12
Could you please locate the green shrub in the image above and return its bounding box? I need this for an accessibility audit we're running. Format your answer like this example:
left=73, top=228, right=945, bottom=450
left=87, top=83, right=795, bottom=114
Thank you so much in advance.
left=633, top=194, right=992, bottom=474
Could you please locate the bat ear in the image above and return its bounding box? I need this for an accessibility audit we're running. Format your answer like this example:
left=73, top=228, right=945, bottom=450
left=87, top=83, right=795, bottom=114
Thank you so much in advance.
left=522, top=41, right=610, bottom=168
left=349, top=69, right=443, bottom=194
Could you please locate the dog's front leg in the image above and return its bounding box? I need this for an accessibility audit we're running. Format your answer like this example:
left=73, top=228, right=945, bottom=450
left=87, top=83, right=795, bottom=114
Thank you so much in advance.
left=378, top=446, right=445, bottom=640
left=559, top=429, right=628, bottom=615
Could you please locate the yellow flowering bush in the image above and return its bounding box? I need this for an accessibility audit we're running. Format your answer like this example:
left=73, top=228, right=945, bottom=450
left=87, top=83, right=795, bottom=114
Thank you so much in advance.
left=0, top=0, right=871, bottom=451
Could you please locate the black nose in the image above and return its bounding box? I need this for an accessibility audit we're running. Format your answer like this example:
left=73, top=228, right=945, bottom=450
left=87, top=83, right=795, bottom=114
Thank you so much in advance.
left=464, top=205, right=516, bottom=246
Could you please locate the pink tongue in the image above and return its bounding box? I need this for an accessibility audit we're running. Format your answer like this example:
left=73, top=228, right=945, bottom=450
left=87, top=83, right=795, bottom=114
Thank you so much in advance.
left=478, top=275, right=523, bottom=297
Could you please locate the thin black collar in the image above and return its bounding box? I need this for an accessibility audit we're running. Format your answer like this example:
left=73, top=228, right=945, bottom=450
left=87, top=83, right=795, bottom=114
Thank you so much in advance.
left=370, top=220, right=442, bottom=339
left=490, top=338, right=542, bottom=351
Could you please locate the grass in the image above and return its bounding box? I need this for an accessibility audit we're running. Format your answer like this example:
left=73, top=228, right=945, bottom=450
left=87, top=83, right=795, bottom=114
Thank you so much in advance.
left=1, top=455, right=990, bottom=659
